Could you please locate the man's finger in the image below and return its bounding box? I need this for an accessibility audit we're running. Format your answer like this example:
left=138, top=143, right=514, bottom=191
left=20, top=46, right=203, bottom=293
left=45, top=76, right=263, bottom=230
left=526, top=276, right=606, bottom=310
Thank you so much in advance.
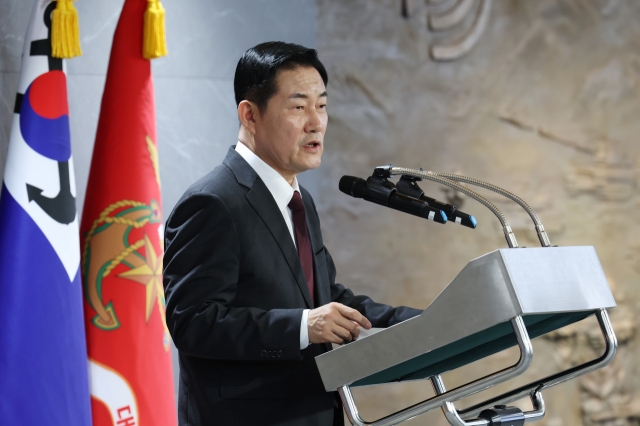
left=331, top=329, right=354, bottom=345
left=333, top=315, right=357, bottom=332
left=337, top=304, right=371, bottom=329
left=350, top=322, right=361, bottom=340
left=324, top=332, right=341, bottom=345
left=333, top=316, right=360, bottom=339
left=330, top=326, right=352, bottom=343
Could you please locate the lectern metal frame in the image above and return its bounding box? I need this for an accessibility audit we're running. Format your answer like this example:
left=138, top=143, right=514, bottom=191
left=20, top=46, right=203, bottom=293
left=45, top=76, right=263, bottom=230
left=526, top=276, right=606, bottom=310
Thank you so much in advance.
left=430, top=376, right=546, bottom=426
left=458, top=308, right=617, bottom=420
left=337, top=309, right=615, bottom=426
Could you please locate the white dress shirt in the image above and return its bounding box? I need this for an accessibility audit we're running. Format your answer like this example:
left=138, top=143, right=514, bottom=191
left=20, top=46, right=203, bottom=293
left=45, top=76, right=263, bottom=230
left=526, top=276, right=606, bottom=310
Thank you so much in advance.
left=235, top=142, right=311, bottom=349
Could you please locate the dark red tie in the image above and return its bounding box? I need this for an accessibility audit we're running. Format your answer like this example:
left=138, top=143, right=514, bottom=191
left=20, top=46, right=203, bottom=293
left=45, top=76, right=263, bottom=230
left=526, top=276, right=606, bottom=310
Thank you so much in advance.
left=288, top=191, right=315, bottom=306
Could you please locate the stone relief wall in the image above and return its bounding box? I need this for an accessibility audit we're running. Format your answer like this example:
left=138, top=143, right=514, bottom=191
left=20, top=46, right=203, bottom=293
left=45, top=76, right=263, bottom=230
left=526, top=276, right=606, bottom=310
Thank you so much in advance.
left=315, top=1, right=640, bottom=424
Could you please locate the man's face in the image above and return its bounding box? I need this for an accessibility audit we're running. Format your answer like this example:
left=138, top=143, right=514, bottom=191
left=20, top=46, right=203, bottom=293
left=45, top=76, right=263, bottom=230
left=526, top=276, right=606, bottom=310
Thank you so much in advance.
left=252, top=66, right=328, bottom=180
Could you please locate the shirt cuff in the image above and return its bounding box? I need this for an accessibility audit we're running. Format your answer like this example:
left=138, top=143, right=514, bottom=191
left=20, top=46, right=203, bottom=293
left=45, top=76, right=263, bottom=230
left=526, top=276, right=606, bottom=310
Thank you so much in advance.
left=299, top=309, right=310, bottom=350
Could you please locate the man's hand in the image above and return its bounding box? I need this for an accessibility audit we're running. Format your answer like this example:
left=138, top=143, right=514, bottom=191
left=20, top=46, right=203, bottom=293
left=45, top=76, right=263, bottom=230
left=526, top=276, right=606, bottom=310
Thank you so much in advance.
left=307, top=302, right=372, bottom=345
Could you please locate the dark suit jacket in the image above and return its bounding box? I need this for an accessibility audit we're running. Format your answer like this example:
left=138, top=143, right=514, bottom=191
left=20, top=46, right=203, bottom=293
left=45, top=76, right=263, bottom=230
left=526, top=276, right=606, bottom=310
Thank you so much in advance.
left=163, top=147, right=421, bottom=426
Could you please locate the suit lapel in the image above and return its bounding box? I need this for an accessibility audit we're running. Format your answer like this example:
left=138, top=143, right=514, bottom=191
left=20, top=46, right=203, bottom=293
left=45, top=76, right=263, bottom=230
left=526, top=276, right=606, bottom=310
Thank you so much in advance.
left=224, top=147, right=314, bottom=309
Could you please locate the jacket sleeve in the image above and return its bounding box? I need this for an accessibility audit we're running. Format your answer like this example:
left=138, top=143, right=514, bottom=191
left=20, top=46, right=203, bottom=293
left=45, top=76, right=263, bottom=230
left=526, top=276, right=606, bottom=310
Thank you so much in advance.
left=325, top=246, right=423, bottom=327
left=163, top=192, right=303, bottom=361
left=302, top=190, right=422, bottom=326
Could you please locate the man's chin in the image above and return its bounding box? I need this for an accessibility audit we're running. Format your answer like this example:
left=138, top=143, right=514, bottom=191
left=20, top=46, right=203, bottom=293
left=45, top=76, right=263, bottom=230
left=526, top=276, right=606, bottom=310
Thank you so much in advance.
left=307, top=159, right=322, bottom=171
left=298, top=149, right=322, bottom=168
left=295, top=158, right=322, bottom=174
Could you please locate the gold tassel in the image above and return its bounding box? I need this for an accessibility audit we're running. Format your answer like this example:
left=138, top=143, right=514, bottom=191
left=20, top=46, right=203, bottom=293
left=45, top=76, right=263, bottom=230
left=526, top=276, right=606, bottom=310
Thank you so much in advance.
left=143, top=0, right=168, bottom=59
left=51, top=0, right=82, bottom=59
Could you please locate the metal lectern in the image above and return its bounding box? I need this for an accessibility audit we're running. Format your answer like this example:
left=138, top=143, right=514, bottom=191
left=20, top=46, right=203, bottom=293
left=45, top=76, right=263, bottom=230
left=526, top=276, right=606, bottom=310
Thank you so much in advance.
left=324, top=167, right=618, bottom=426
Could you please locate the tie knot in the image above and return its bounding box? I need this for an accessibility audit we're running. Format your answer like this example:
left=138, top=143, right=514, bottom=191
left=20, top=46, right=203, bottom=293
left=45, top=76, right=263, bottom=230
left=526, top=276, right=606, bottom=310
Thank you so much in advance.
left=288, top=191, right=305, bottom=212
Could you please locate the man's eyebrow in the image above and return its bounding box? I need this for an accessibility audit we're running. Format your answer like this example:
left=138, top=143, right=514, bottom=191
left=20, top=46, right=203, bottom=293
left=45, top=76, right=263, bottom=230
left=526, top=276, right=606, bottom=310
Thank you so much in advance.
left=288, top=91, right=328, bottom=99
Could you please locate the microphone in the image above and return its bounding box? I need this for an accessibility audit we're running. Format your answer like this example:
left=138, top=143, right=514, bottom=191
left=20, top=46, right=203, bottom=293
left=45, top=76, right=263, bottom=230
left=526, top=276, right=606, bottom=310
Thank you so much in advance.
left=395, top=175, right=477, bottom=229
left=339, top=176, right=447, bottom=224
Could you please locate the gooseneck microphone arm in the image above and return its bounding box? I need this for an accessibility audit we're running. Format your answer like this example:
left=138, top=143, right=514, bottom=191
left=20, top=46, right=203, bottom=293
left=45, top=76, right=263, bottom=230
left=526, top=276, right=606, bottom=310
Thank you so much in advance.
left=427, top=172, right=551, bottom=247
left=387, top=167, right=519, bottom=248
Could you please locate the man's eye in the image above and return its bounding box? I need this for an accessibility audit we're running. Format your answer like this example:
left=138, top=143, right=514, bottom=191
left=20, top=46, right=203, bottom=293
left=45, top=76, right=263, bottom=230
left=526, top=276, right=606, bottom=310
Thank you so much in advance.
left=319, top=104, right=327, bottom=109
left=295, top=105, right=304, bottom=110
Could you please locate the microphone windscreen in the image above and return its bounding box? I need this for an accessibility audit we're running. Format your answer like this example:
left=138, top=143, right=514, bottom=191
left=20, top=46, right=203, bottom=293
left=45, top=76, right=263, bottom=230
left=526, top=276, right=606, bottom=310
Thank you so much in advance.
left=339, top=176, right=366, bottom=198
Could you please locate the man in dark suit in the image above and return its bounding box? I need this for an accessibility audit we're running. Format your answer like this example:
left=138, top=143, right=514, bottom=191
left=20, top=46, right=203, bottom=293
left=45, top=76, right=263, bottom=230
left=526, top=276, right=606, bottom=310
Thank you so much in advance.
left=163, top=42, right=421, bottom=426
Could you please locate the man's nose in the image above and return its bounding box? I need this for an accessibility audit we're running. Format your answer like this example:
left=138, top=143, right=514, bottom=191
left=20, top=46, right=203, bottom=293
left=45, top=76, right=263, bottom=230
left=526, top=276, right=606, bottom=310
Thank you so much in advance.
left=306, top=109, right=324, bottom=133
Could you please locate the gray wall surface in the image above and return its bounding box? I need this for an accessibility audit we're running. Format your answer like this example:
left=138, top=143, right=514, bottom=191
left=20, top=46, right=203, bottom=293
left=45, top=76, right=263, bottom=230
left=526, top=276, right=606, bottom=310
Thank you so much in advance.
left=0, top=0, right=316, bottom=403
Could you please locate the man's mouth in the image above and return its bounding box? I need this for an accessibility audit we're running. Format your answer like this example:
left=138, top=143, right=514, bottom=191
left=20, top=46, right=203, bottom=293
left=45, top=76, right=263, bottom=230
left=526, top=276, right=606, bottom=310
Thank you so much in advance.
left=305, top=141, right=321, bottom=148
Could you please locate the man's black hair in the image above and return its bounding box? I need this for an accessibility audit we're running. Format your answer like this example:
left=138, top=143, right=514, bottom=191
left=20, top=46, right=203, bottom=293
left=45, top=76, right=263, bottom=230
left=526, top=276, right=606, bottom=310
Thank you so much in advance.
left=234, top=41, right=328, bottom=114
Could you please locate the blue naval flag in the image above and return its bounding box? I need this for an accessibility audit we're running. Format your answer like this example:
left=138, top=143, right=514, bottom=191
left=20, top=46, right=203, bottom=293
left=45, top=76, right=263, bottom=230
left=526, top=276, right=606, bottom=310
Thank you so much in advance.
left=0, top=1, right=91, bottom=424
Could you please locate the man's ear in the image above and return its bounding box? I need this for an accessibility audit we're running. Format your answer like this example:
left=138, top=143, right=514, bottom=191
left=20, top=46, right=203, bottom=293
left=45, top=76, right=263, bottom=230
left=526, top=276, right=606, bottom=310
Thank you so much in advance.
left=238, top=100, right=259, bottom=135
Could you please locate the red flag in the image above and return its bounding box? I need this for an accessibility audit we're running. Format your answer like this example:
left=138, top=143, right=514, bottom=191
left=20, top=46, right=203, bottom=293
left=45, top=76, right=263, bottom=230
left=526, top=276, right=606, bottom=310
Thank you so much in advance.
left=79, top=0, right=175, bottom=424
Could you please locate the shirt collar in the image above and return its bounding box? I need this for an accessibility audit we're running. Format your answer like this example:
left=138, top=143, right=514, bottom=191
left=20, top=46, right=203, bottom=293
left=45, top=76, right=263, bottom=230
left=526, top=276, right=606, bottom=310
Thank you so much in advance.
left=235, top=141, right=300, bottom=211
